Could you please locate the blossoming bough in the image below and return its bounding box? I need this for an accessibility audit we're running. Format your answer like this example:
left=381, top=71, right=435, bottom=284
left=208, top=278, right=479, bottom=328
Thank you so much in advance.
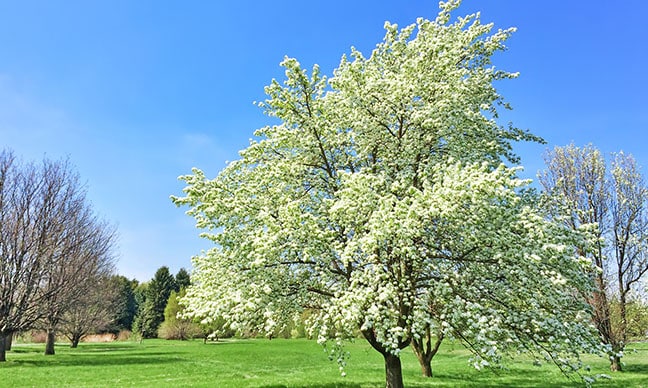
left=172, top=1, right=602, bottom=387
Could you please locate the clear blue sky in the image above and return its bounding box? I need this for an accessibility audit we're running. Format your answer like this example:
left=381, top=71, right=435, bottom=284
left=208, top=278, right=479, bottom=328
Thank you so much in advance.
left=1, top=1, right=646, bottom=281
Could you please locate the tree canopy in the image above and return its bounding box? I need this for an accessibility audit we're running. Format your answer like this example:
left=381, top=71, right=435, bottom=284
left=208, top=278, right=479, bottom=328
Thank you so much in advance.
left=173, top=2, right=602, bottom=386
left=540, top=144, right=648, bottom=371
left=133, top=266, right=177, bottom=339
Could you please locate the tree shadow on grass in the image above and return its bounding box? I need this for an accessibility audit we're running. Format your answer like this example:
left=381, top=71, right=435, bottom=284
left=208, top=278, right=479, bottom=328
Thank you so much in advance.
left=623, top=362, right=648, bottom=374
left=7, top=347, right=43, bottom=354
left=260, top=378, right=585, bottom=388
left=202, top=339, right=256, bottom=346
left=260, top=384, right=364, bottom=388
left=8, top=352, right=175, bottom=368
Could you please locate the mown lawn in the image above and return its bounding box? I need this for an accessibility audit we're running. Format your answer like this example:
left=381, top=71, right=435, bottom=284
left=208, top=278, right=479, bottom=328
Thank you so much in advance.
left=1, top=338, right=646, bottom=387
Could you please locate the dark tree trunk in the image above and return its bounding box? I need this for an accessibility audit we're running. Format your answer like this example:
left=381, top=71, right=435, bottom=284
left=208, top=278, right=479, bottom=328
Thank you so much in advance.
left=362, top=329, right=409, bottom=388
left=70, top=333, right=82, bottom=348
left=420, top=361, right=432, bottom=378
left=0, top=334, right=6, bottom=362
left=5, top=332, right=13, bottom=351
left=610, top=289, right=629, bottom=372
left=384, top=352, right=404, bottom=388
left=45, top=329, right=56, bottom=355
left=619, top=289, right=628, bottom=345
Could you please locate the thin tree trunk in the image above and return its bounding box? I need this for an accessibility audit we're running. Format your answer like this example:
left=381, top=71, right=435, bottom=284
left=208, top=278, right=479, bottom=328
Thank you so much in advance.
left=45, top=329, right=56, bottom=355
left=610, top=288, right=628, bottom=372
left=362, top=328, right=407, bottom=388
left=0, top=334, right=6, bottom=362
left=419, top=359, right=432, bottom=378
left=619, top=289, right=628, bottom=345
left=411, top=331, right=443, bottom=377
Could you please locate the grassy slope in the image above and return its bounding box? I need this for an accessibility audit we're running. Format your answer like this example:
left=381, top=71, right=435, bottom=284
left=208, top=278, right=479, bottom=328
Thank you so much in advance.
left=1, top=339, right=647, bottom=387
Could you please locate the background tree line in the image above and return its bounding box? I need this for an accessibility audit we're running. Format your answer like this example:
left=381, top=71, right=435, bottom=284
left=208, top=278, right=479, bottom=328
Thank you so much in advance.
left=0, top=149, right=199, bottom=361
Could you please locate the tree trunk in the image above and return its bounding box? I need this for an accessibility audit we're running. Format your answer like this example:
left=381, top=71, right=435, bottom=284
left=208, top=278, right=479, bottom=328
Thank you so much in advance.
left=0, top=334, right=6, bottom=362
left=361, top=328, right=408, bottom=388
left=610, top=355, right=622, bottom=372
left=619, top=289, right=628, bottom=345
left=70, top=333, right=82, bottom=348
left=411, top=340, right=432, bottom=377
left=411, top=330, right=443, bottom=378
left=384, top=352, right=404, bottom=388
left=45, top=329, right=56, bottom=355
left=420, top=361, right=432, bottom=378
left=5, top=332, right=13, bottom=351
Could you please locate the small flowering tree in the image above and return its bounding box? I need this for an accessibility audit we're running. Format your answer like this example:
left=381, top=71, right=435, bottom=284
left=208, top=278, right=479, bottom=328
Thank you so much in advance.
left=173, top=2, right=601, bottom=387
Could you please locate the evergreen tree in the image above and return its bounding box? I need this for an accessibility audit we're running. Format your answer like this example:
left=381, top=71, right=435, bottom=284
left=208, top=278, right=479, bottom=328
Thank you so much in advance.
left=143, top=266, right=176, bottom=337
left=175, top=268, right=191, bottom=291
left=109, top=276, right=138, bottom=332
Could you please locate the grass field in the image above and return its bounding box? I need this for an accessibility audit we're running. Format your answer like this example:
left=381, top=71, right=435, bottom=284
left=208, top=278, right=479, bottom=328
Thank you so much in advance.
left=1, top=338, right=647, bottom=387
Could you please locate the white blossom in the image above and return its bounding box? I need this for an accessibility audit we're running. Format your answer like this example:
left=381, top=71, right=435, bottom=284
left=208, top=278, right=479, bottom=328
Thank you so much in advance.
left=172, top=1, right=602, bottom=384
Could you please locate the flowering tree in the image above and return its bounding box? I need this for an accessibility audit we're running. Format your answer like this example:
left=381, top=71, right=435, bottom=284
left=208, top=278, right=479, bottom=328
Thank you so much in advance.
left=540, top=144, right=648, bottom=371
left=173, top=2, right=601, bottom=387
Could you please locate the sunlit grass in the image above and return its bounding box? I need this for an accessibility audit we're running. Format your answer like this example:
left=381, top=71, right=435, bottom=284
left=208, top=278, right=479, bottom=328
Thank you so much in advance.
left=1, top=338, right=646, bottom=387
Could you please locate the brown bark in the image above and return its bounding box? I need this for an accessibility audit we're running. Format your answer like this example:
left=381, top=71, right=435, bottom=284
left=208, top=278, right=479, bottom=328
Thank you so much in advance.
left=610, top=355, right=622, bottom=372
left=45, top=329, right=56, bottom=355
left=411, top=330, right=443, bottom=377
left=619, top=290, right=628, bottom=345
left=419, top=360, right=432, bottom=378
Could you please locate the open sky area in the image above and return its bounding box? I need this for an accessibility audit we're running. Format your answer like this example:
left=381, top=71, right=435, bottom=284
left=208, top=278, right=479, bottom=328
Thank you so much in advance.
left=1, top=1, right=646, bottom=281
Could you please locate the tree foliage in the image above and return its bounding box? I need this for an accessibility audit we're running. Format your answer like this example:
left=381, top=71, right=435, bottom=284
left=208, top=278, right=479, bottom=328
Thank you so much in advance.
left=540, top=143, right=648, bottom=371
left=175, top=268, right=191, bottom=292
left=173, top=2, right=601, bottom=386
left=109, top=276, right=138, bottom=332
left=158, top=289, right=202, bottom=340
left=133, top=267, right=176, bottom=339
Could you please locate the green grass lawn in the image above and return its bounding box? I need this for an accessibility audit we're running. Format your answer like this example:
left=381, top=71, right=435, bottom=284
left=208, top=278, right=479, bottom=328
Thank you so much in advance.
left=1, top=338, right=646, bottom=387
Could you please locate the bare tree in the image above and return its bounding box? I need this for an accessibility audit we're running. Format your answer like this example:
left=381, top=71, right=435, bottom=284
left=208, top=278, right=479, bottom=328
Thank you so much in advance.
left=0, top=151, right=52, bottom=361
left=60, top=274, right=122, bottom=348
left=608, top=153, right=648, bottom=352
left=0, top=150, right=116, bottom=361
left=36, top=160, right=117, bottom=355
left=540, top=144, right=648, bottom=371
